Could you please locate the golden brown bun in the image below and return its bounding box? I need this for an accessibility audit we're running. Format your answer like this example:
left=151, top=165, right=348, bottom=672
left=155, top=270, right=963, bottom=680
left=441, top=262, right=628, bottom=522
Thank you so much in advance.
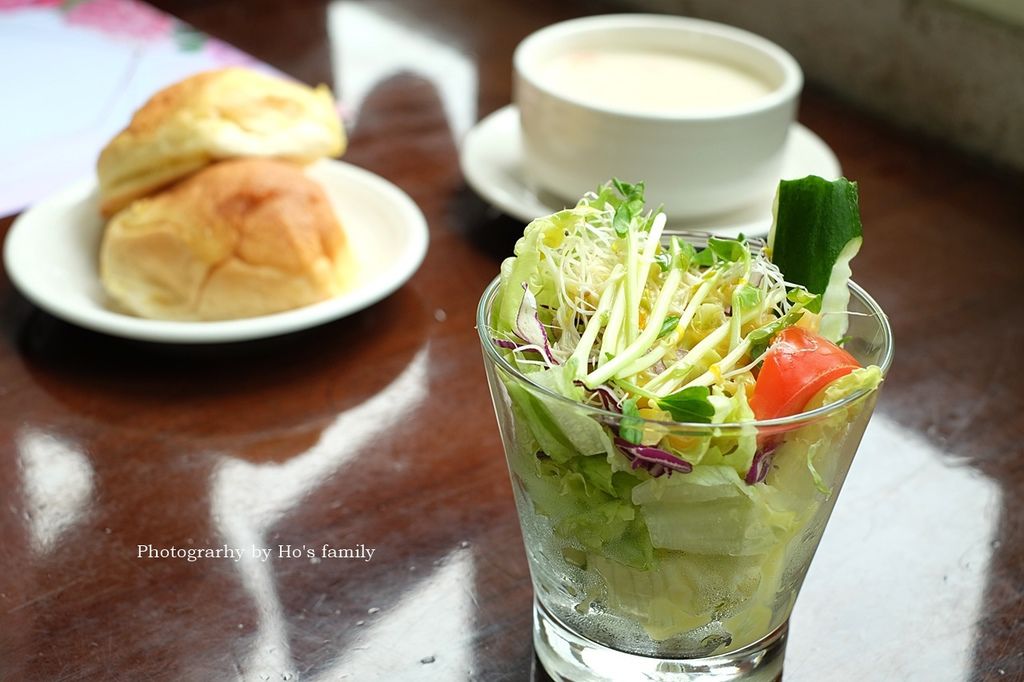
left=100, top=159, right=354, bottom=321
left=97, top=68, right=345, bottom=217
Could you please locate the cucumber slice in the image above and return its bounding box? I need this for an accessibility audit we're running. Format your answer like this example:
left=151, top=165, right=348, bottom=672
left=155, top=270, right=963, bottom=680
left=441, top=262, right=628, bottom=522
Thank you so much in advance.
left=768, top=176, right=863, bottom=342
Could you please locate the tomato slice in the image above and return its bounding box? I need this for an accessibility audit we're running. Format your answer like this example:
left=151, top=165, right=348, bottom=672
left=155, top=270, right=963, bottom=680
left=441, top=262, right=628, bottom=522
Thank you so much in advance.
left=750, top=327, right=860, bottom=420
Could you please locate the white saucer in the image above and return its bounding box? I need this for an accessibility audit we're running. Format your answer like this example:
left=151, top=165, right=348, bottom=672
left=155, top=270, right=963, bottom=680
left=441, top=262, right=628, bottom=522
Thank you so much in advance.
left=3, top=159, right=429, bottom=343
left=460, top=105, right=841, bottom=237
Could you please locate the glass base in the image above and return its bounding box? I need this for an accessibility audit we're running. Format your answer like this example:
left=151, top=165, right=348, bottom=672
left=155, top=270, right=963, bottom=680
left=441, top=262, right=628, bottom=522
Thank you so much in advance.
left=533, top=598, right=787, bottom=682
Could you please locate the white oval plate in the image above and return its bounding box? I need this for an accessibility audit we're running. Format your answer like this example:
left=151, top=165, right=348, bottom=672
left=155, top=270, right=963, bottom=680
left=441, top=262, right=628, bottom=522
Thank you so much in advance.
left=460, top=105, right=841, bottom=237
left=3, top=159, right=429, bottom=343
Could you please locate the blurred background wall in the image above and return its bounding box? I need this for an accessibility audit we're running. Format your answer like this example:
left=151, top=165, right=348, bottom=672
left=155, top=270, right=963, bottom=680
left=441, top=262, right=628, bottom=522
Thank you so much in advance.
left=616, top=0, right=1024, bottom=172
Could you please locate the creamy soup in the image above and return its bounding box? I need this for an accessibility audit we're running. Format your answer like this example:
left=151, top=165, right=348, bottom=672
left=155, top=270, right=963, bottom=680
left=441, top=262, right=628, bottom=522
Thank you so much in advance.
left=539, top=48, right=773, bottom=112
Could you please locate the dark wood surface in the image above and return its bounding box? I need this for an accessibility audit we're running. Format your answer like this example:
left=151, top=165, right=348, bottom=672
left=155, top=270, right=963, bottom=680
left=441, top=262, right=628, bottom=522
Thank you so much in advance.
left=2, top=1, right=1023, bottom=680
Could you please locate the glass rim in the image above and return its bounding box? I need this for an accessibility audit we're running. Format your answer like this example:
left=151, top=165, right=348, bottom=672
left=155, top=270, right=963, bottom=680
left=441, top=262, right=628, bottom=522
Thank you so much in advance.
left=476, top=267, right=894, bottom=431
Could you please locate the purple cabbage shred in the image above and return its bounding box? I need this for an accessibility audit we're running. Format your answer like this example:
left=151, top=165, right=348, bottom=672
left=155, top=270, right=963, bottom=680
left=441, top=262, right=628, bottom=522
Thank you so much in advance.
left=575, top=381, right=620, bottom=412
left=745, top=444, right=778, bottom=485
left=514, top=283, right=556, bottom=364
left=614, top=437, right=693, bottom=477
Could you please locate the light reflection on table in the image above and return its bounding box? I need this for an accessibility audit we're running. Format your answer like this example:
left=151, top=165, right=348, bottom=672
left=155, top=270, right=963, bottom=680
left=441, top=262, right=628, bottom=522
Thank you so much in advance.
left=327, top=1, right=478, bottom=139
left=17, top=428, right=95, bottom=554
left=211, top=343, right=431, bottom=679
left=787, top=413, right=1001, bottom=681
left=322, top=548, right=476, bottom=680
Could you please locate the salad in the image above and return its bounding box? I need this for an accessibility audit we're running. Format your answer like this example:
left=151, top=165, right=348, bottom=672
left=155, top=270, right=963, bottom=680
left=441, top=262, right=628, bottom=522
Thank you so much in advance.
left=484, top=176, right=885, bottom=655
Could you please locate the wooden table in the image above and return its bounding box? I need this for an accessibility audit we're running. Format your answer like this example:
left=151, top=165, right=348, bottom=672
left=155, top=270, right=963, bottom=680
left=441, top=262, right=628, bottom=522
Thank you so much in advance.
left=2, top=1, right=1022, bottom=680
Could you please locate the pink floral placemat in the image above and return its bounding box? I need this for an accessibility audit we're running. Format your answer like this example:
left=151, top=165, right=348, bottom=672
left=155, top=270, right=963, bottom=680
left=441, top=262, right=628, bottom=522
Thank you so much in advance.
left=0, top=0, right=279, bottom=217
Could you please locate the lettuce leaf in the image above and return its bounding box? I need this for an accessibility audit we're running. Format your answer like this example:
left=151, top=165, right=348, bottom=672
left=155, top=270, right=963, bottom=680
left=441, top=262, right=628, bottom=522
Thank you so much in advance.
left=769, top=365, right=883, bottom=496
left=696, top=389, right=759, bottom=478
left=632, top=465, right=797, bottom=556
left=501, top=370, right=654, bottom=569
left=504, top=365, right=611, bottom=462
left=807, top=365, right=883, bottom=410
left=493, top=209, right=579, bottom=334
left=588, top=550, right=768, bottom=643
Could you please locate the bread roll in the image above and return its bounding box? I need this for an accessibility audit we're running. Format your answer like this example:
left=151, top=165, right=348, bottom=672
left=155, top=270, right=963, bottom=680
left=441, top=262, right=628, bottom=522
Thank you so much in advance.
left=97, top=68, right=344, bottom=217
left=100, top=159, right=353, bottom=321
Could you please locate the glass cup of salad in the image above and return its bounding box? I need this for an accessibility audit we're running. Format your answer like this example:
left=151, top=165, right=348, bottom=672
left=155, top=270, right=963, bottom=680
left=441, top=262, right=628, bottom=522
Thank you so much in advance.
left=477, top=177, right=893, bottom=681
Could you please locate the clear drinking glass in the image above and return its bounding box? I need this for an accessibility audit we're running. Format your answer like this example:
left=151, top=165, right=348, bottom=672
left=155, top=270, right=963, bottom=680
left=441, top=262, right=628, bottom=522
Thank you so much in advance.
left=476, top=253, right=893, bottom=681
